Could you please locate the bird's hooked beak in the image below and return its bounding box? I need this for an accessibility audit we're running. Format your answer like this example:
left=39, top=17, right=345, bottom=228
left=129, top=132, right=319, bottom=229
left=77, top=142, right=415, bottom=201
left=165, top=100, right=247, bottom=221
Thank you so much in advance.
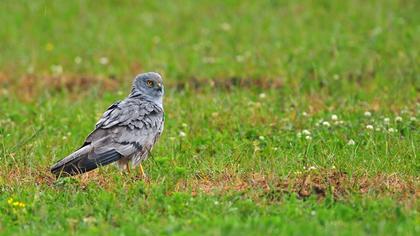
left=157, top=83, right=163, bottom=91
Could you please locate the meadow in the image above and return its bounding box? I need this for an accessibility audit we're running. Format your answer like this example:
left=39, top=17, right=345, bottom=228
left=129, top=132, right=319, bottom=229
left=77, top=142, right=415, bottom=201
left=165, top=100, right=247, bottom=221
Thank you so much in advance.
left=0, top=0, right=419, bottom=235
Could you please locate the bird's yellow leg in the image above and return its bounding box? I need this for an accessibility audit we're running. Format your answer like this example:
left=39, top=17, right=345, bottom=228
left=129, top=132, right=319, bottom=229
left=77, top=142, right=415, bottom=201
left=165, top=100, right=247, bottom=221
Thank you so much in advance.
left=126, top=163, right=131, bottom=174
left=138, top=163, right=146, bottom=178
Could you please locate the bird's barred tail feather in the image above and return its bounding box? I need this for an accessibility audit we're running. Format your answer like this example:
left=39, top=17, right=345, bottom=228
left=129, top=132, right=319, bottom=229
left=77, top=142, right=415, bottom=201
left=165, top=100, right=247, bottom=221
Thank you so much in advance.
left=50, top=145, right=122, bottom=177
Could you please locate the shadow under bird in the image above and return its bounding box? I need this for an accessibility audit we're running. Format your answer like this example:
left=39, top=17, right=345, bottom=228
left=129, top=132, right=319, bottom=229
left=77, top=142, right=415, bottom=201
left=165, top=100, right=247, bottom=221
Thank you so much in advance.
left=50, top=72, right=165, bottom=178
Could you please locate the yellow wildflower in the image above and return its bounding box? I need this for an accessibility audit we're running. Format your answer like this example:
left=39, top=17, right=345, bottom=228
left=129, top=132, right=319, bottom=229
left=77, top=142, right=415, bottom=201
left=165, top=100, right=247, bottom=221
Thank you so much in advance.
left=46, top=42, right=54, bottom=51
left=7, top=198, right=26, bottom=208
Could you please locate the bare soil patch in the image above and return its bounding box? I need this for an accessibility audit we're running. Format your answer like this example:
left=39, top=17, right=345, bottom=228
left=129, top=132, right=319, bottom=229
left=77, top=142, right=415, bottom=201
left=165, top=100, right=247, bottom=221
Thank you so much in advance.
left=174, top=76, right=284, bottom=91
left=177, top=170, right=419, bottom=202
left=0, top=73, right=284, bottom=99
left=2, top=167, right=418, bottom=203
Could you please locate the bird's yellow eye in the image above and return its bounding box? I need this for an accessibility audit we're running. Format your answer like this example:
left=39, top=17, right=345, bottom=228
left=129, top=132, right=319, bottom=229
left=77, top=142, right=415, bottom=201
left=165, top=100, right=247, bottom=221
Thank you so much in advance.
left=146, top=80, right=153, bottom=87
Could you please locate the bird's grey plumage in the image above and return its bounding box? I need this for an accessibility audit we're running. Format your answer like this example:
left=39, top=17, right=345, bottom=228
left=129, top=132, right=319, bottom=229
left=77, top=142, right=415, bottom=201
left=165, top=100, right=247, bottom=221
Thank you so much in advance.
left=51, top=72, right=164, bottom=177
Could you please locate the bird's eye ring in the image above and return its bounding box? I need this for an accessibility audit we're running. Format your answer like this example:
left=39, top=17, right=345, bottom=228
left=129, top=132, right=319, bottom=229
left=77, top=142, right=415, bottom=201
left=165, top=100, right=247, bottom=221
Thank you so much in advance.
left=146, top=80, right=153, bottom=87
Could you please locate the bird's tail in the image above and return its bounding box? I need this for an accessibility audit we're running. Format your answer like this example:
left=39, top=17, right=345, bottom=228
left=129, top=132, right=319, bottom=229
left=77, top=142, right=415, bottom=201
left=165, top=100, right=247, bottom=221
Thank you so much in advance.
left=50, top=144, right=122, bottom=177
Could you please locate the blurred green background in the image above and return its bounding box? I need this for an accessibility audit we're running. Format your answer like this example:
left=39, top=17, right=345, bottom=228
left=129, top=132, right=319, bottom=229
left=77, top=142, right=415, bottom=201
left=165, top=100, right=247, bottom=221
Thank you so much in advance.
left=0, top=0, right=418, bottom=100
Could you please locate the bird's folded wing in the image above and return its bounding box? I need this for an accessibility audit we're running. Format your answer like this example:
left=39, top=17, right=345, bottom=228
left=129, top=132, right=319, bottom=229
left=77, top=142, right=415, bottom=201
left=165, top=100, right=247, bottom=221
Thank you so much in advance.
left=84, top=99, right=164, bottom=157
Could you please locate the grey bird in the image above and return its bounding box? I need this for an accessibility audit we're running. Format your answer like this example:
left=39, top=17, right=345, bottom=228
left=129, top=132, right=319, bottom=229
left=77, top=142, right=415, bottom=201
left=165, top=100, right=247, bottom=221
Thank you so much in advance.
left=51, top=72, right=164, bottom=178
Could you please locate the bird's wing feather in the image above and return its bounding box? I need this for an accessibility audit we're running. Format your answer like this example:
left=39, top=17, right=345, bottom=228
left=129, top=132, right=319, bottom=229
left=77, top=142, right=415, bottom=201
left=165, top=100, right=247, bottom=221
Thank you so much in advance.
left=50, top=141, right=122, bottom=177
left=95, top=101, right=121, bottom=128
left=86, top=99, right=164, bottom=156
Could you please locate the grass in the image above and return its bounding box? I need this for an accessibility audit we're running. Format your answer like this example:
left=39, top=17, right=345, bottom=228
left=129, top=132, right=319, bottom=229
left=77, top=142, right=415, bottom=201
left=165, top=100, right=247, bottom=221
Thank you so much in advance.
left=0, top=0, right=419, bottom=235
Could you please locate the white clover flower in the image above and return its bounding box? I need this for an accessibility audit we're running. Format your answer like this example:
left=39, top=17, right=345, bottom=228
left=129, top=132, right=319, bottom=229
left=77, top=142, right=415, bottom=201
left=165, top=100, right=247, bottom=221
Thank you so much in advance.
left=236, top=55, right=245, bottom=62
left=347, top=139, right=356, bottom=145
left=302, top=112, right=308, bottom=117
left=302, top=129, right=311, bottom=135
left=220, top=22, right=231, bottom=31
left=395, top=116, right=403, bottom=122
left=308, top=166, right=316, bottom=170
left=181, top=123, right=188, bottom=128
left=375, top=127, right=381, bottom=132
left=169, top=137, right=176, bottom=141
left=384, top=117, right=390, bottom=124
left=331, top=165, right=336, bottom=169
left=99, top=57, right=109, bottom=65
left=297, top=132, right=302, bottom=138
left=152, top=36, right=161, bottom=44
left=311, top=210, right=316, bottom=216
left=50, top=65, right=63, bottom=75
left=259, top=93, right=266, bottom=99
left=203, top=57, right=216, bottom=64
left=331, top=114, right=338, bottom=121
left=74, top=56, right=82, bottom=64
left=364, top=111, right=372, bottom=117
left=305, top=135, right=312, bottom=140
left=366, top=125, right=374, bottom=130
left=388, top=128, right=396, bottom=133
left=322, top=121, right=331, bottom=127
left=259, top=136, right=265, bottom=141
left=179, top=131, right=186, bottom=137
left=27, top=65, right=34, bottom=74
left=410, top=117, right=417, bottom=121
left=272, top=147, right=278, bottom=151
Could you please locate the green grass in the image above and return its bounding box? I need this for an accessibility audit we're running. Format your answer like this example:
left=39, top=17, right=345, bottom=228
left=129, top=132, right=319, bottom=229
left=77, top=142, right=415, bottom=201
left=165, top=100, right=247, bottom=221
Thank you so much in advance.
left=0, top=0, right=419, bottom=235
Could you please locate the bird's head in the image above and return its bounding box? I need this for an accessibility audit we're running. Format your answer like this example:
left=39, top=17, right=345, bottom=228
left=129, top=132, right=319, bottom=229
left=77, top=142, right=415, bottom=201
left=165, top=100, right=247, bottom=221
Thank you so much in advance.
left=131, top=72, right=164, bottom=105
